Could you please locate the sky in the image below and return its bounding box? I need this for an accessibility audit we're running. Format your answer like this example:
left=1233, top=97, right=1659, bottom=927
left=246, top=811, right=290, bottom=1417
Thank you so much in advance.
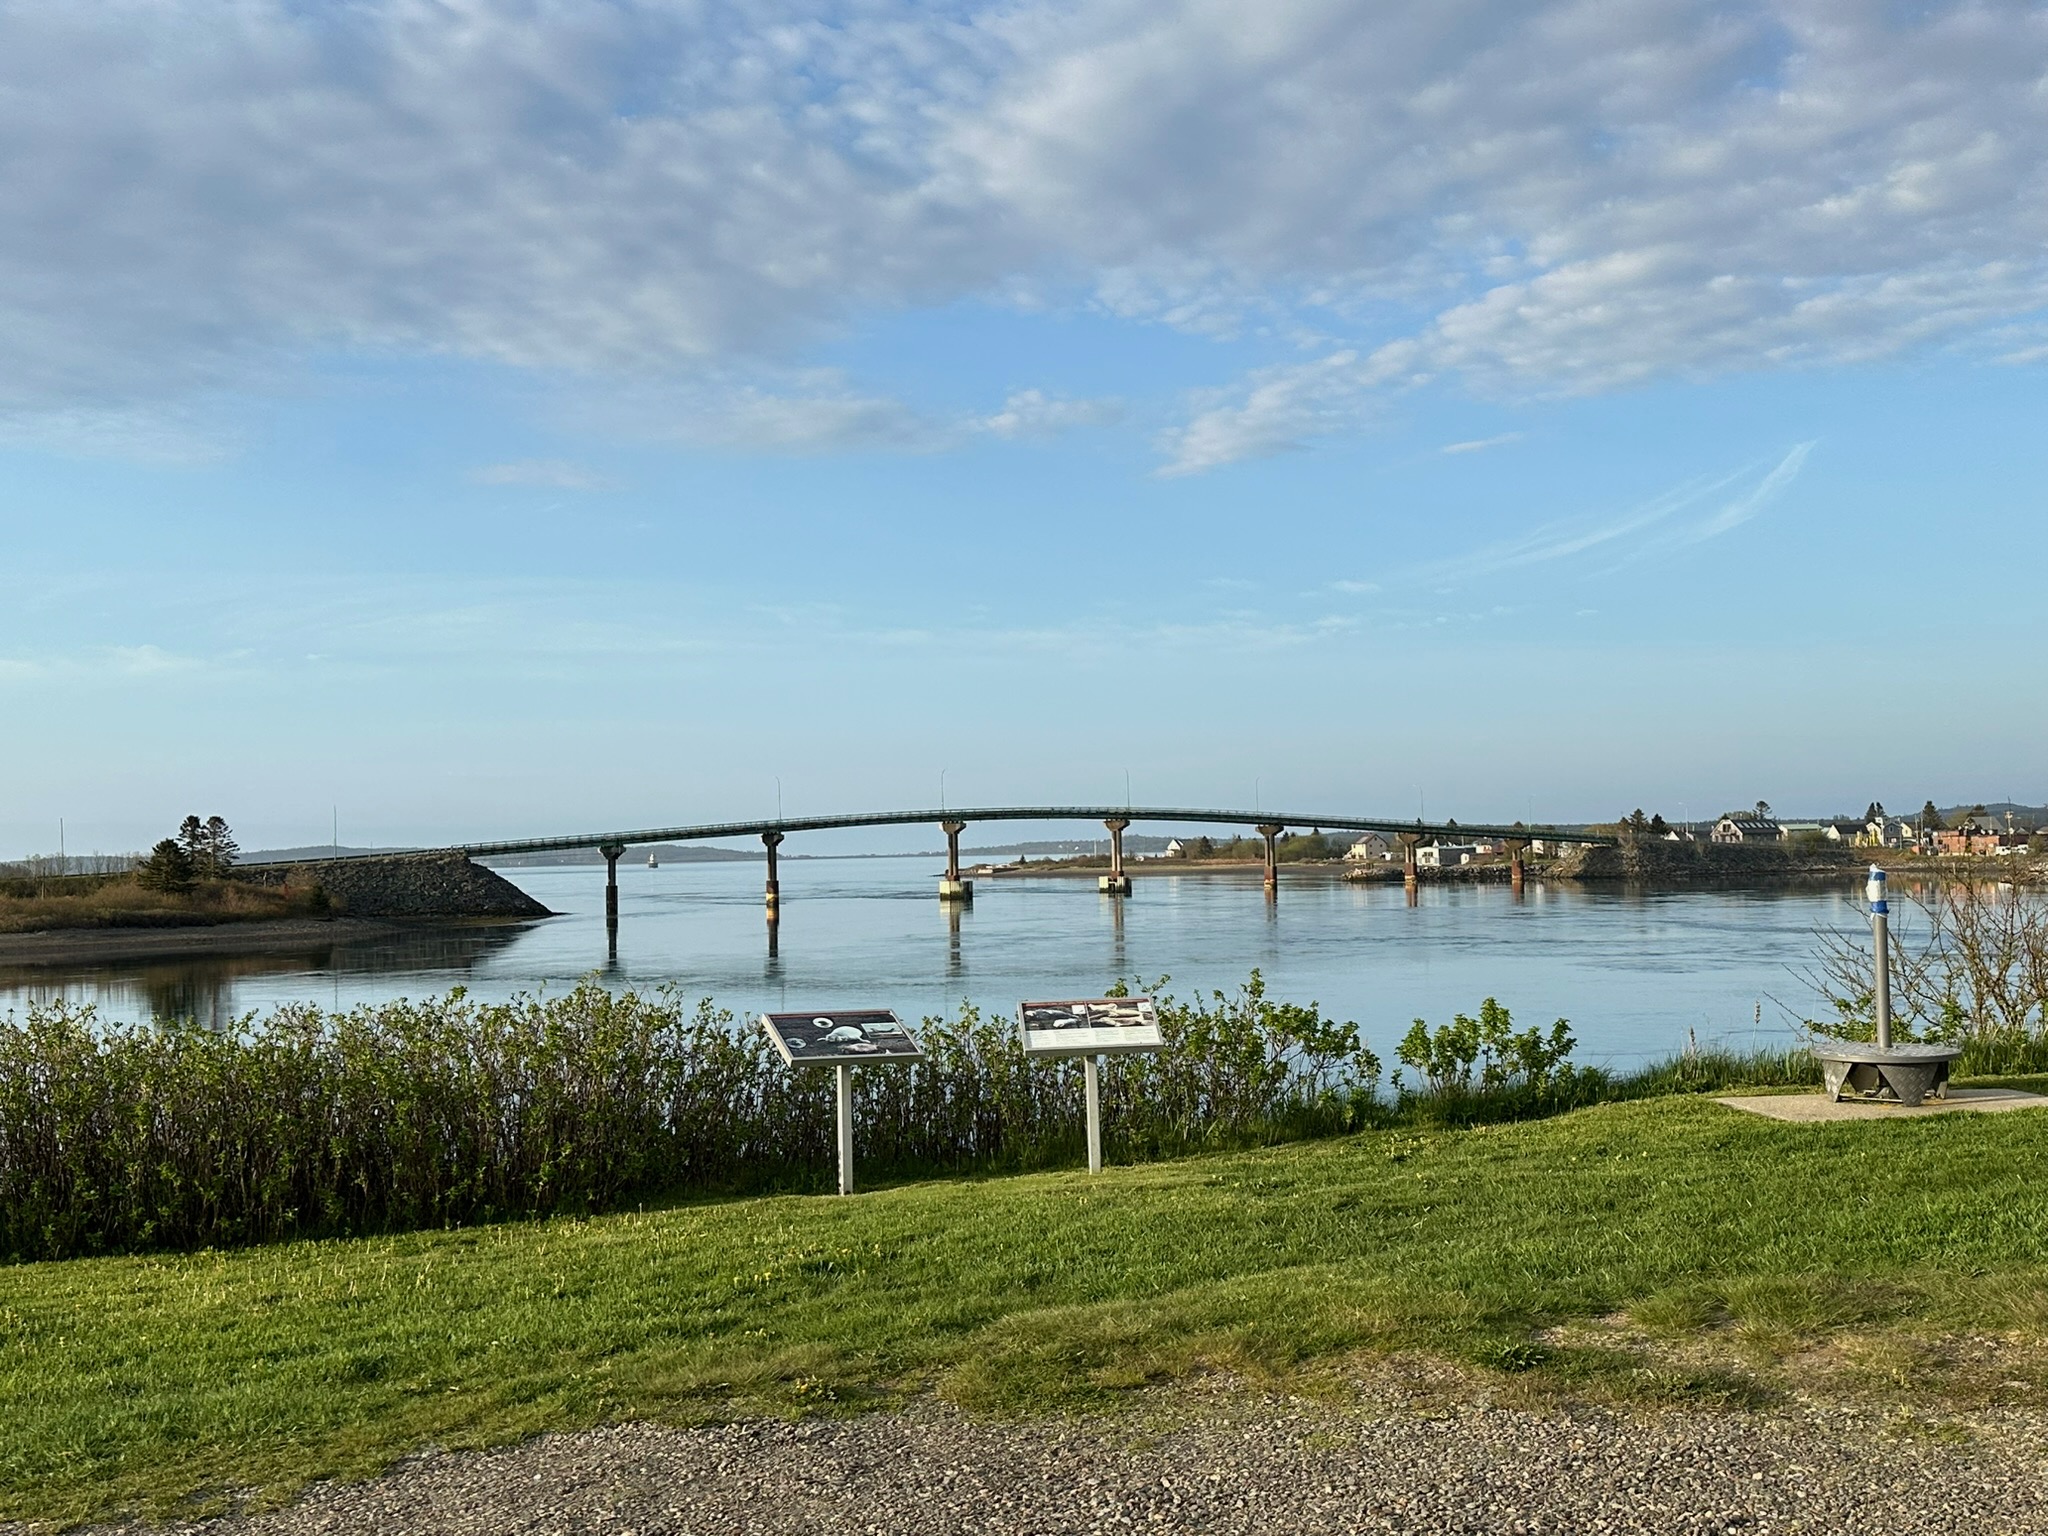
left=3, top=0, right=2046, bottom=858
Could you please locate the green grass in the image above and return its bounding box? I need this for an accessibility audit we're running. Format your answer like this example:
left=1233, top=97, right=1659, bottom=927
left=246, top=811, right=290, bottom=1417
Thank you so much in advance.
left=8, top=1087, right=2048, bottom=1525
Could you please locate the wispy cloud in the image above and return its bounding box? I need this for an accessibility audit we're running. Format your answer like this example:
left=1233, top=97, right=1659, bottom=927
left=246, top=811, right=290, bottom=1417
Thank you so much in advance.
left=1411, top=443, right=1817, bottom=587
left=973, top=389, right=1122, bottom=438
left=470, top=459, right=617, bottom=491
left=1441, top=432, right=1524, bottom=455
left=1681, top=442, right=1816, bottom=544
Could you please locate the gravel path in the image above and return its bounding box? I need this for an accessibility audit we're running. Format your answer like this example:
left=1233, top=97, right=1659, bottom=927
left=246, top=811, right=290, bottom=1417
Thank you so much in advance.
left=59, top=1391, right=2048, bottom=1536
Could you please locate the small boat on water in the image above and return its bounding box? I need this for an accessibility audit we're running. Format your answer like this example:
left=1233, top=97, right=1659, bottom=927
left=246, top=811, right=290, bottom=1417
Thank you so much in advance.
left=647, top=852, right=659, bottom=869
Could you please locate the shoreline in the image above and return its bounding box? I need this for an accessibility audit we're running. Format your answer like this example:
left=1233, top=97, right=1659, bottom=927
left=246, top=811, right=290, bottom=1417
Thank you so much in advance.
left=0, top=915, right=549, bottom=969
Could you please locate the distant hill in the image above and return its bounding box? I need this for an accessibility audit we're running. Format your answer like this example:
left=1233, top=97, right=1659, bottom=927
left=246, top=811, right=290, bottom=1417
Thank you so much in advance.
left=241, top=844, right=413, bottom=865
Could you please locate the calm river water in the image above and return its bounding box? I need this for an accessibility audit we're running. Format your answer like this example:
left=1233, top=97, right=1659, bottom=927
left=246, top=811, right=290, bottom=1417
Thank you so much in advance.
left=0, top=859, right=1869, bottom=1068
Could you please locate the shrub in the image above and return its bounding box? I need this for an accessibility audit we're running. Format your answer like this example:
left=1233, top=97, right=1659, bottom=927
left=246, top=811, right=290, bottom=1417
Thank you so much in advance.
left=1393, top=998, right=1593, bottom=1122
left=136, top=840, right=196, bottom=894
left=0, top=972, right=1379, bottom=1261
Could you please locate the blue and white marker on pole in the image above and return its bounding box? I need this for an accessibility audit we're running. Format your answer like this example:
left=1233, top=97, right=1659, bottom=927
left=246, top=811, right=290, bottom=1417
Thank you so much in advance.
left=1867, top=864, right=1892, bottom=1050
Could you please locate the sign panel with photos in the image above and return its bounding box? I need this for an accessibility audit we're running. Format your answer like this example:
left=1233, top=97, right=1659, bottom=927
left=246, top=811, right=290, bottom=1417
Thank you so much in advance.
left=1017, top=997, right=1163, bottom=1057
left=760, top=1009, right=923, bottom=1066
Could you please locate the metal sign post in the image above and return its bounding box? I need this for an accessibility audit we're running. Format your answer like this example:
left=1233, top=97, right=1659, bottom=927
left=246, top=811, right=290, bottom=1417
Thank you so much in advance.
left=1868, top=864, right=1892, bottom=1050
left=1018, top=997, right=1164, bottom=1175
left=759, top=1010, right=923, bottom=1197
left=1082, top=1055, right=1103, bottom=1175
left=836, top=1062, right=855, bottom=1196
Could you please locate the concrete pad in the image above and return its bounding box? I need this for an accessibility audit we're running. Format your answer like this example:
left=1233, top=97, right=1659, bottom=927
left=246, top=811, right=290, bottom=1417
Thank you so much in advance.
left=1718, top=1087, right=2048, bottom=1123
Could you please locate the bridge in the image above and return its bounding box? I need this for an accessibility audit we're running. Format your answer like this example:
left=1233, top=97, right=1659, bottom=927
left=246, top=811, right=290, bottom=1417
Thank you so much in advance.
left=370, top=805, right=1611, bottom=951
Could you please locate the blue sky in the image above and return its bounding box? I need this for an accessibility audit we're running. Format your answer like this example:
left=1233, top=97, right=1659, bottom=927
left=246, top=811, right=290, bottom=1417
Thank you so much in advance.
left=3, top=0, right=2045, bottom=857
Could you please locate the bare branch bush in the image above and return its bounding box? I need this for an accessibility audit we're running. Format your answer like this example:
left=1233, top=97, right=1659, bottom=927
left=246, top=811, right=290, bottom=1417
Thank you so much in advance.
left=1806, top=880, right=2048, bottom=1064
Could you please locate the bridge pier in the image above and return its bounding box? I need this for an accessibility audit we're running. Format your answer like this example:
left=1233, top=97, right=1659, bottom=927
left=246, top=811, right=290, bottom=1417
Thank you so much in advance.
left=939, top=818, right=973, bottom=903
left=762, top=830, right=784, bottom=913
left=1257, top=823, right=1285, bottom=894
left=1399, top=832, right=1421, bottom=905
left=1504, top=837, right=1529, bottom=895
left=1099, top=817, right=1131, bottom=895
left=600, top=842, right=625, bottom=957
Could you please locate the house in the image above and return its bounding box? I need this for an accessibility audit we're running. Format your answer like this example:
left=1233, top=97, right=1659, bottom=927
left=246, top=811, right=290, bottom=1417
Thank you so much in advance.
left=1415, top=843, right=1479, bottom=868
left=1778, top=821, right=1826, bottom=840
left=1162, top=838, right=1186, bottom=859
left=1858, top=818, right=1914, bottom=849
left=1821, top=821, right=1864, bottom=843
left=1343, top=833, right=1391, bottom=862
left=1712, top=814, right=1780, bottom=844
left=1529, top=838, right=1563, bottom=855
left=1934, top=827, right=2007, bottom=857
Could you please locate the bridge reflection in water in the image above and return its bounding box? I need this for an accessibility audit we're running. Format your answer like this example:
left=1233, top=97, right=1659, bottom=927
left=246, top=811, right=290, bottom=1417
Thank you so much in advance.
left=376, top=805, right=1609, bottom=963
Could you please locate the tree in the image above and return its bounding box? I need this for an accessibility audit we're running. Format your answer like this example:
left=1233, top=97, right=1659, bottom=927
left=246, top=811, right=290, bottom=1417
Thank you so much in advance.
left=201, top=815, right=239, bottom=874
left=1754, top=800, right=1773, bottom=820
left=1649, top=813, right=1669, bottom=835
left=1865, top=801, right=1885, bottom=825
left=1920, top=800, right=1945, bottom=832
left=137, top=838, right=196, bottom=893
left=177, top=814, right=205, bottom=865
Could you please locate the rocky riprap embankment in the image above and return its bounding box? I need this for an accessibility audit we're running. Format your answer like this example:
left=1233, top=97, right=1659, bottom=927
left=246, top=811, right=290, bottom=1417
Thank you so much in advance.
left=52, top=1392, right=2048, bottom=1536
left=1548, top=839, right=1859, bottom=885
left=236, top=854, right=552, bottom=919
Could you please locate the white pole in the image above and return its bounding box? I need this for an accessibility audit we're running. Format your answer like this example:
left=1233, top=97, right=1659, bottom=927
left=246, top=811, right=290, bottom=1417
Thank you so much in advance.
left=1084, top=1055, right=1103, bottom=1175
left=835, top=1062, right=854, bottom=1196
left=1868, top=864, right=1892, bottom=1051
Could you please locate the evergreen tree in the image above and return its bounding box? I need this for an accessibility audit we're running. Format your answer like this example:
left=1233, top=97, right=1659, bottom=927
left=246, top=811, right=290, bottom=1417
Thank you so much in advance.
left=138, top=839, right=196, bottom=893
left=177, top=814, right=205, bottom=865
left=1920, top=800, right=1945, bottom=831
left=1649, top=813, right=1669, bottom=835
left=1754, top=800, right=1773, bottom=820
left=201, top=815, right=239, bottom=874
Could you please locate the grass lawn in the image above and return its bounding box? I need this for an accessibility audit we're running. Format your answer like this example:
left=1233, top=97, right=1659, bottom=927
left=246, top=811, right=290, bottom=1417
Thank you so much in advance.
left=7, top=1088, right=2048, bottom=1526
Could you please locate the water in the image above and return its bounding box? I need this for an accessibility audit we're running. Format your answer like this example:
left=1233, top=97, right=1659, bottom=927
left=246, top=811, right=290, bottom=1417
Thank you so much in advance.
left=0, top=858, right=1865, bottom=1067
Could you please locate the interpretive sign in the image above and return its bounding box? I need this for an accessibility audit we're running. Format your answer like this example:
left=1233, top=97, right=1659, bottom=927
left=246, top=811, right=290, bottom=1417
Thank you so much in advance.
left=1017, top=997, right=1163, bottom=1057
left=760, top=1010, right=923, bottom=1066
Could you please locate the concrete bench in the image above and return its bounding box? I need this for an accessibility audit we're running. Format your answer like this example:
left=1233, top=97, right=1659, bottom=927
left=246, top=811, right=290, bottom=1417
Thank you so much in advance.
left=1811, top=1042, right=1963, bottom=1108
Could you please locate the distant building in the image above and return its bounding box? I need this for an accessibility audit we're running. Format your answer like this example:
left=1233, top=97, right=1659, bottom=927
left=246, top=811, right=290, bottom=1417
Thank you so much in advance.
left=1934, top=827, right=2007, bottom=857
left=1778, top=821, right=1826, bottom=840
left=1820, top=821, right=1864, bottom=843
left=1415, top=843, right=1479, bottom=868
left=1857, top=817, right=1915, bottom=849
left=1712, top=814, right=1781, bottom=844
left=1343, top=833, right=1391, bottom=862
left=1162, top=838, right=1186, bottom=859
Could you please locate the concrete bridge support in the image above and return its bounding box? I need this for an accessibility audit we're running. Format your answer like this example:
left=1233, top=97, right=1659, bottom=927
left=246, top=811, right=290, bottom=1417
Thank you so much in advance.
left=939, top=818, right=973, bottom=903
left=1398, top=832, right=1421, bottom=906
left=1100, top=817, right=1132, bottom=895
left=1504, top=837, right=1530, bottom=895
left=762, top=830, right=784, bottom=913
left=601, top=842, right=625, bottom=956
left=1257, top=823, right=1285, bottom=894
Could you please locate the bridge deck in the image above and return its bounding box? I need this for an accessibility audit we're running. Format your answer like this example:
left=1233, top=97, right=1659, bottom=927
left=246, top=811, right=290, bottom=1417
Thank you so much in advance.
left=320, top=806, right=1610, bottom=861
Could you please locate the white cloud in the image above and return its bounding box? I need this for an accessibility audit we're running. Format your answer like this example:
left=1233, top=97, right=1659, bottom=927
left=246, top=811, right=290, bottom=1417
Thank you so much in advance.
left=974, top=389, right=1123, bottom=438
left=1441, top=433, right=1524, bottom=455
left=470, top=459, right=616, bottom=490
left=0, top=2, right=2044, bottom=469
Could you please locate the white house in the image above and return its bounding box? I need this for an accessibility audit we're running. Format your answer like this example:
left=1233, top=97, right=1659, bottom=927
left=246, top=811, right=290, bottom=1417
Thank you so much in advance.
left=1415, top=843, right=1479, bottom=868
left=1344, top=833, right=1391, bottom=862
left=1713, top=814, right=1780, bottom=844
left=1162, top=838, right=1186, bottom=858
